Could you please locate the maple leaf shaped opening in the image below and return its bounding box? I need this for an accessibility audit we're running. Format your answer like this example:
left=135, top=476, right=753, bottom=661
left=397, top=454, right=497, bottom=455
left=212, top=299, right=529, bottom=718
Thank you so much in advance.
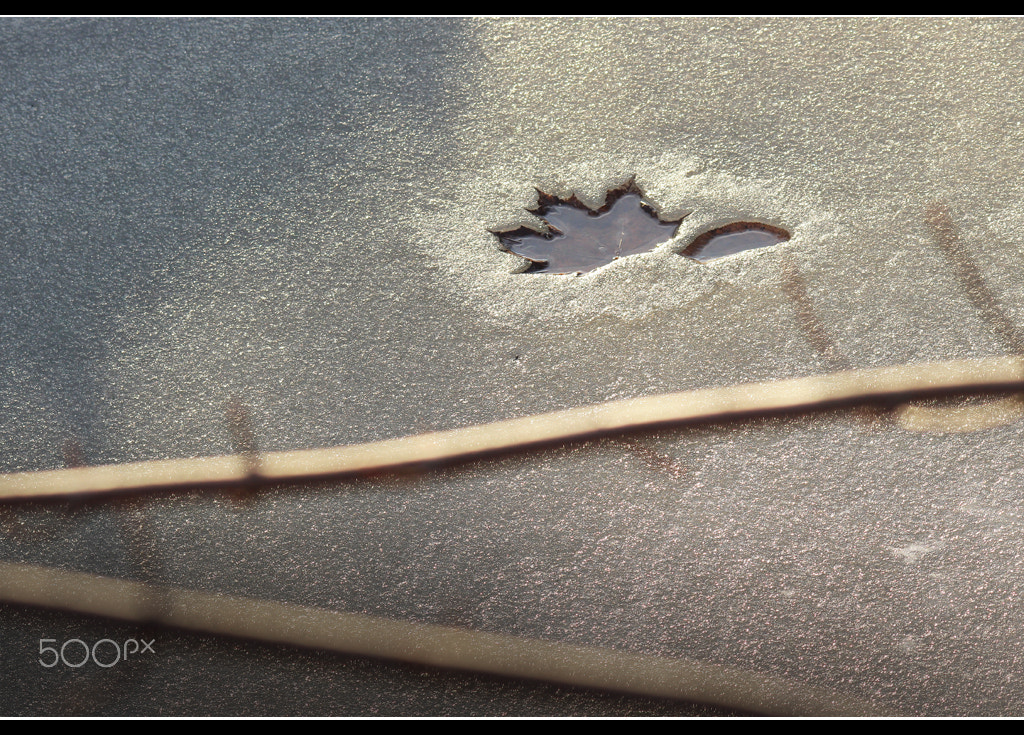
left=491, top=178, right=687, bottom=274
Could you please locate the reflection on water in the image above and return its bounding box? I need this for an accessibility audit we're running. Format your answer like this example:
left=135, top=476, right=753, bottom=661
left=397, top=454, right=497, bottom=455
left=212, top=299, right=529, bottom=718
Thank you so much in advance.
left=493, top=180, right=684, bottom=274
left=684, top=222, right=790, bottom=262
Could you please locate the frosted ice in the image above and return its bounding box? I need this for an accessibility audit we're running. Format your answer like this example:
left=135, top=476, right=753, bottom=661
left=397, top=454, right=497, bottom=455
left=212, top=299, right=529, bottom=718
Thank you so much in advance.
left=2, top=17, right=1024, bottom=716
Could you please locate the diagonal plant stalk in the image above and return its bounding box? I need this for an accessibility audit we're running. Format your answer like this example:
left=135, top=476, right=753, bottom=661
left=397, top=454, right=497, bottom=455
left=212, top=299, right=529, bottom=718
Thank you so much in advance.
left=1, top=356, right=1022, bottom=504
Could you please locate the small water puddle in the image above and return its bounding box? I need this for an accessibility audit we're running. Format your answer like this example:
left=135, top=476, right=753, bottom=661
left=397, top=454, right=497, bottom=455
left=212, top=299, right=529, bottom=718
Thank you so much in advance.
left=492, top=180, right=685, bottom=274
left=683, top=222, right=790, bottom=262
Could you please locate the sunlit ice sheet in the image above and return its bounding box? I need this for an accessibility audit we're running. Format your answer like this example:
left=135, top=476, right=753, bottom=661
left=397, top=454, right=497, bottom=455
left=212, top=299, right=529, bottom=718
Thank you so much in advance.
left=2, top=17, right=1024, bottom=716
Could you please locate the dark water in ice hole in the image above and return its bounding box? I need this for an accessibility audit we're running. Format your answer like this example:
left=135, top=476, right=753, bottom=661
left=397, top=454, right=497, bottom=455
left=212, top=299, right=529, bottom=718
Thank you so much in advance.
left=494, top=182, right=789, bottom=272
left=684, top=223, right=790, bottom=262
left=495, top=192, right=683, bottom=274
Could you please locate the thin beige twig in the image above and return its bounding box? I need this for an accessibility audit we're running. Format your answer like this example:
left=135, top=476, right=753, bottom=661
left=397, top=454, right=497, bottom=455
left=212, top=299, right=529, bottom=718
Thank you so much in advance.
left=1, top=356, right=1022, bottom=503
left=0, top=561, right=889, bottom=716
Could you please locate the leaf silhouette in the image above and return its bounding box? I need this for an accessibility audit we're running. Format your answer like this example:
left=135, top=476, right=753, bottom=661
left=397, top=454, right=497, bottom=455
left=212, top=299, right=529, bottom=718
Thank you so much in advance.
left=492, top=178, right=687, bottom=274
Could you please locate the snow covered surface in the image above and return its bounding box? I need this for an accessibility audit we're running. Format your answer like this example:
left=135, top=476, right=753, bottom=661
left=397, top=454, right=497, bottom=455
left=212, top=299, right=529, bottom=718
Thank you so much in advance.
left=2, top=17, right=1024, bottom=715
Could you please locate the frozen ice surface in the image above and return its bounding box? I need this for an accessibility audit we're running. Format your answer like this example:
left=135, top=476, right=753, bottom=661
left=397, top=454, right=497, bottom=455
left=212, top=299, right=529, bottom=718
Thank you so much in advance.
left=3, top=17, right=1024, bottom=715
